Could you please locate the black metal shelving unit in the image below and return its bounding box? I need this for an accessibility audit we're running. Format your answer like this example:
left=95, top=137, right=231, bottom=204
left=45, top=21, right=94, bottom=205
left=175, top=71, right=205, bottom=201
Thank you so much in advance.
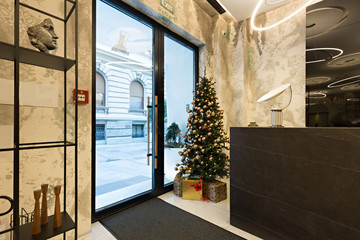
left=0, top=0, right=78, bottom=239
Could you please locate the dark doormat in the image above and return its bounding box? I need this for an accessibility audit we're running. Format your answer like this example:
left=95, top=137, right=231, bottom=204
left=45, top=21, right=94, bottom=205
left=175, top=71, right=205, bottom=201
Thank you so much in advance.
left=100, top=198, right=246, bottom=240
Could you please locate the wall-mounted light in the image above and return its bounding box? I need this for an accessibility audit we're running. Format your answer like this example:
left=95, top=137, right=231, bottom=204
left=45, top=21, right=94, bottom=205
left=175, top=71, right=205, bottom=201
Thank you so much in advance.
left=251, top=0, right=314, bottom=31
left=306, top=47, right=343, bottom=64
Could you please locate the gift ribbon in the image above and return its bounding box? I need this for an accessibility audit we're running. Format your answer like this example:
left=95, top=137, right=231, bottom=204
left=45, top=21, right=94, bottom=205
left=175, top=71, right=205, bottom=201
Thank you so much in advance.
left=188, top=179, right=209, bottom=202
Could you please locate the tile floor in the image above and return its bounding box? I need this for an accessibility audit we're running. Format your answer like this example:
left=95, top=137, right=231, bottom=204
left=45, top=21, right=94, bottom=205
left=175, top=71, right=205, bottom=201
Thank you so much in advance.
left=82, top=180, right=262, bottom=240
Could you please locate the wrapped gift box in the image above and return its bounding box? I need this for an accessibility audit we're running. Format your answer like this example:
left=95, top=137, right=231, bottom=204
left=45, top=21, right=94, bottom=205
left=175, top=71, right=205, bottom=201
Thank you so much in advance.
left=202, top=180, right=227, bottom=203
left=173, top=173, right=182, bottom=197
left=182, top=177, right=203, bottom=200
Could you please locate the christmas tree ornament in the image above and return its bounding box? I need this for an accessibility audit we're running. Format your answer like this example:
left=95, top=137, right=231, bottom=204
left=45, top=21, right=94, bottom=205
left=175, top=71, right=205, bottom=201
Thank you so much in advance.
left=175, top=76, right=229, bottom=182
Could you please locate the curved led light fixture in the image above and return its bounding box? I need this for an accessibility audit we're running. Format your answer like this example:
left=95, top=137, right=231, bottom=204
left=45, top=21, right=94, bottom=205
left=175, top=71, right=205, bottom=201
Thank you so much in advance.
left=306, top=48, right=343, bottom=64
left=306, top=7, right=348, bottom=40
left=265, top=0, right=288, bottom=5
left=328, top=52, right=360, bottom=68
left=328, top=75, right=360, bottom=88
left=307, top=92, right=327, bottom=99
left=251, top=0, right=314, bottom=31
left=306, top=76, right=331, bottom=85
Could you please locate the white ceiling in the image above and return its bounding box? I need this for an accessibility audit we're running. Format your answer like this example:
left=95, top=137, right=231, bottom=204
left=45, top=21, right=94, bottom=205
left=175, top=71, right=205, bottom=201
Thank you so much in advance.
left=218, top=0, right=324, bottom=22
left=218, top=0, right=282, bottom=21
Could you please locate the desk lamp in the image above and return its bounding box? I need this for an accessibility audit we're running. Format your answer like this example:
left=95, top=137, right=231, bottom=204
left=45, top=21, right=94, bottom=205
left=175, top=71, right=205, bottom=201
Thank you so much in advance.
left=257, top=83, right=292, bottom=127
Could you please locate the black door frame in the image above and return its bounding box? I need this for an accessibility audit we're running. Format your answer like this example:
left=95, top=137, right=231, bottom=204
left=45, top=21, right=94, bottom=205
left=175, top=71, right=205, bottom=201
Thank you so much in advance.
left=92, top=0, right=199, bottom=221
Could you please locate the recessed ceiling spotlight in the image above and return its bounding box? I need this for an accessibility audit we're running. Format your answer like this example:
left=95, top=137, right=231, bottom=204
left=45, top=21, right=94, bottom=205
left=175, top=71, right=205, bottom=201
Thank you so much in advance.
left=306, top=76, right=331, bottom=85
left=306, top=48, right=343, bottom=64
left=328, top=52, right=360, bottom=68
left=251, top=0, right=314, bottom=31
left=328, top=75, right=360, bottom=88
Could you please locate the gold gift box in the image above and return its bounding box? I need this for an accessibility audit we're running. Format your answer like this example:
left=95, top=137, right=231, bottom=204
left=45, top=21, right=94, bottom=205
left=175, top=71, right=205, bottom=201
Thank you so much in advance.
left=182, top=177, right=203, bottom=200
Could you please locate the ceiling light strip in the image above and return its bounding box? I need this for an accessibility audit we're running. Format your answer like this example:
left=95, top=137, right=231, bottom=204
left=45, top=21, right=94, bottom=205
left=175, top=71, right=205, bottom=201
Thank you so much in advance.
left=328, top=75, right=360, bottom=88
left=251, top=0, right=314, bottom=31
left=306, top=47, right=343, bottom=64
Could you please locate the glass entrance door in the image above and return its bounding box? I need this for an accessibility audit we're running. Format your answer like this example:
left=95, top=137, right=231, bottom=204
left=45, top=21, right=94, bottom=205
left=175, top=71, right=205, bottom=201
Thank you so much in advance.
left=95, top=0, right=154, bottom=211
left=93, top=0, right=198, bottom=217
left=164, top=35, right=196, bottom=184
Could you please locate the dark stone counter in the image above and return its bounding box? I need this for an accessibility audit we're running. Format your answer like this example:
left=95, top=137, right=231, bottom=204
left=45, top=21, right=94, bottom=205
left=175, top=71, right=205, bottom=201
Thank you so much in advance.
left=230, top=127, right=360, bottom=240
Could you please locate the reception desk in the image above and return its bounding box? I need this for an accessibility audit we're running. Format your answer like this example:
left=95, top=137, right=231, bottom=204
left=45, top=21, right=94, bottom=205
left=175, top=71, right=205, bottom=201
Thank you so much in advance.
left=230, top=127, right=360, bottom=240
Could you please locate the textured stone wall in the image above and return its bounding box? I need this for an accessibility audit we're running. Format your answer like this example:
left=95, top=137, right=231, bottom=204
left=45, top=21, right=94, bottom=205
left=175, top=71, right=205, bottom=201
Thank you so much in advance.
left=234, top=0, right=307, bottom=127
left=0, top=0, right=92, bottom=238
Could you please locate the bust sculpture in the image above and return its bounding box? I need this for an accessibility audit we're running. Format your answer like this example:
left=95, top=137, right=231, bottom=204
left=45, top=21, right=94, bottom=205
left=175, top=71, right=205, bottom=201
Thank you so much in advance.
left=27, top=18, right=59, bottom=53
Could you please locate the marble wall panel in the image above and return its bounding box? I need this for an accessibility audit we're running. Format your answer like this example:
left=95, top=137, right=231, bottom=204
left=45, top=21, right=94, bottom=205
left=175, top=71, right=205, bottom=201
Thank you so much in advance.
left=236, top=0, right=307, bottom=127
left=0, top=0, right=92, bottom=238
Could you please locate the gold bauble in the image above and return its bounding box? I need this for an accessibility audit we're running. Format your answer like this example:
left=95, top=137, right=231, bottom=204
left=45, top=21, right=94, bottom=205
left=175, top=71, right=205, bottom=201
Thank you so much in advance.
left=226, top=162, right=230, bottom=166
left=174, top=167, right=178, bottom=171
left=208, top=132, right=212, bottom=136
left=194, top=145, right=198, bottom=149
left=180, top=167, right=184, bottom=171
left=176, top=163, right=179, bottom=167
left=201, top=161, right=204, bottom=165
left=202, top=137, right=206, bottom=141
left=201, top=149, right=205, bottom=153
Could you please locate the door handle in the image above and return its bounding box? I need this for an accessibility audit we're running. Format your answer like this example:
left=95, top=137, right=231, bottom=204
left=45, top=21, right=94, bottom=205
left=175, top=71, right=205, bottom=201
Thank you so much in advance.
left=155, top=95, right=158, bottom=169
left=147, top=96, right=151, bottom=166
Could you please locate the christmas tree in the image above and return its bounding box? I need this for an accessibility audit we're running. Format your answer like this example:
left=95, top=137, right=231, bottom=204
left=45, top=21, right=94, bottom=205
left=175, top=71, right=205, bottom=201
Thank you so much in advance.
left=175, top=76, right=230, bottom=180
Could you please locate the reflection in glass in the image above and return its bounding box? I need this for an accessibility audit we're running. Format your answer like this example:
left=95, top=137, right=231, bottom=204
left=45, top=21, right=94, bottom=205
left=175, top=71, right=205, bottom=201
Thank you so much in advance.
left=95, top=0, right=153, bottom=210
left=164, top=35, right=195, bottom=185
